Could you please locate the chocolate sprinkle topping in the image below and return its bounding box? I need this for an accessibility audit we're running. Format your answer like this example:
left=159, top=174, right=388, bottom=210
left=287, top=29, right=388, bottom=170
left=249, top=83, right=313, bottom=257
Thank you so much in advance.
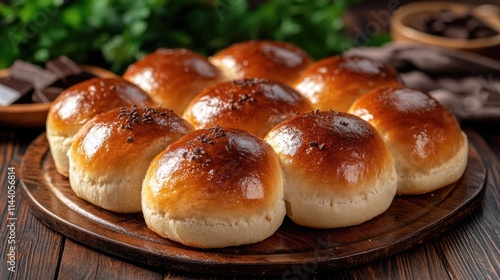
left=232, top=78, right=266, bottom=87
left=185, top=126, right=238, bottom=165
left=309, top=141, right=326, bottom=150
left=229, top=92, right=256, bottom=110
left=210, top=125, right=227, bottom=138
left=117, top=106, right=173, bottom=143
left=227, top=80, right=262, bottom=110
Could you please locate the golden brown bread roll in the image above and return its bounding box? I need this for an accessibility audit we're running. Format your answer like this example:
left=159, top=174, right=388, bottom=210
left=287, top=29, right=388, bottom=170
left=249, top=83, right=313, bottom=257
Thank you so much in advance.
left=123, top=48, right=226, bottom=115
left=142, top=126, right=286, bottom=248
left=68, top=106, right=194, bottom=213
left=210, top=40, right=313, bottom=86
left=264, top=110, right=397, bottom=228
left=293, top=55, right=403, bottom=111
left=348, top=86, right=468, bottom=195
left=182, top=78, right=313, bottom=138
left=46, top=77, right=153, bottom=176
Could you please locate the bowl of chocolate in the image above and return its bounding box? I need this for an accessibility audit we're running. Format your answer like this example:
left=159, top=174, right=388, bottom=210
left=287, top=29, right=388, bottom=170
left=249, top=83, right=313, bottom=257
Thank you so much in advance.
left=0, top=56, right=117, bottom=128
left=391, top=2, right=500, bottom=59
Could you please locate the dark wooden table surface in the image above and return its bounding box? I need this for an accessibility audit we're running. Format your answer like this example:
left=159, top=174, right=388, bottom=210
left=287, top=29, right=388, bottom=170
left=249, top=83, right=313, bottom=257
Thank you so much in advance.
left=1, top=121, right=499, bottom=280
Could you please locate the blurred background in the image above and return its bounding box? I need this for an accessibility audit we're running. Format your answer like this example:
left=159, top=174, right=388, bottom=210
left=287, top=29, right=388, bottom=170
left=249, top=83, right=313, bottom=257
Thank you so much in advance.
left=1, top=0, right=498, bottom=74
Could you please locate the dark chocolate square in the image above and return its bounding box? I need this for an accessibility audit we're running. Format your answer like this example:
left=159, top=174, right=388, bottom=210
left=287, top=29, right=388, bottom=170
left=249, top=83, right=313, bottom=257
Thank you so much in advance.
left=46, top=55, right=82, bottom=79
left=0, top=76, right=33, bottom=106
left=10, top=60, right=58, bottom=90
left=32, top=87, right=64, bottom=104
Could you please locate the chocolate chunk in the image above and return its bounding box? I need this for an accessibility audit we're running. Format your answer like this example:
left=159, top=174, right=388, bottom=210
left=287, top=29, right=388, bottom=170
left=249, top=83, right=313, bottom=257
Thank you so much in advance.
left=439, top=10, right=457, bottom=23
left=412, top=10, right=499, bottom=39
left=2, top=57, right=100, bottom=107
left=9, top=60, right=58, bottom=90
left=443, top=24, right=469, bottom=39
left=0, top=76, right=33, bottom=106
left=472, top=27, right=499, bottom=39
left=430, top=19, right=446, bottom=34
left=46, top=56, right=98, bottom=88
left=66, top=71, right=97, bottom=86
left=413, top=16, right=432, bottom=33
left=46, top=55, right=81, bottom=79
left=32, top=87, right=64, bottom=104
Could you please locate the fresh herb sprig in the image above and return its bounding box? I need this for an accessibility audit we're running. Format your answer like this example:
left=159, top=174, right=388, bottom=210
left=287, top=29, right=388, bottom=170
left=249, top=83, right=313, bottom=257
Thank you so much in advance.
left=0, top=0, right=359, bottom=73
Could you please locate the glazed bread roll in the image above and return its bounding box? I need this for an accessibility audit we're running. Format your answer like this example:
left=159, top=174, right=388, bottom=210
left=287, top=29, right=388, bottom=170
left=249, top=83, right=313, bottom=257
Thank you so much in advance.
left=182, top=78, right=313, bottom=138
left=123, top=48, right=226, bottom=115
left=264, top=110, right=397, bottom=228
left=46, top=77, right=152, bottom=176
left=68, top=106, right=194, bottom=213
left=293, top=55, right=403, bottom=111
left=142, top=126, right=286, bottom=248
left=210, top=40, right=313, bottom=86
left=348, top=86, right=468, bottom=195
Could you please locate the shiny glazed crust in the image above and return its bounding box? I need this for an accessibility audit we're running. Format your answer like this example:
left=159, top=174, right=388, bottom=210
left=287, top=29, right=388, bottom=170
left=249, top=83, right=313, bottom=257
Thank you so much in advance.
left=293, top=55, right=403, bottom=111
left=182, top=78, right=313, bottom=138
left=68, top=106, right=194, bottom=213
left=46, top=77, right=153, bottom=176
left=47, top=77, right=152, bottom=136
left=348, top=86, right=469, bottom=194
left=123, top=48, right=227, bottom=115
left=210, top=40, right=313, bottom=86
left=264, top=110, right=397, bottom=228
left=142, top=127, right=286, bottom=248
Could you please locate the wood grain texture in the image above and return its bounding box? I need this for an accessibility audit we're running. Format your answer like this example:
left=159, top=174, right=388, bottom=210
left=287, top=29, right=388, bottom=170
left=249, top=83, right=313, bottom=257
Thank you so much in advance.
left=433, top=131, right=500, bottom=280
left=1, top=129, right=64, bottom=280
left=18, top=131, right=487, bottom=277
left=58, top=239, right=164, bottom=280
left=321, top=244, right=451, bottom=280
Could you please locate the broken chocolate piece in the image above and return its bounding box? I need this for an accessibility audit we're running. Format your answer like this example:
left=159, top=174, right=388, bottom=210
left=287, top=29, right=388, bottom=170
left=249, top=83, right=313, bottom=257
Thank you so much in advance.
left=46, top=55, right=82, bottom=79
left=32, top=87, right=64, bottom=104
left=63, top=71, right=97, bottom=87
left=412, top=9, right=499, bottom=39
left=46, top=56, right=97, bottom=88
left=0, top=76, right=33, bottom=106
left=10, top=60, right=58, bottom=90
left=3, top=57, right=101, bottom=107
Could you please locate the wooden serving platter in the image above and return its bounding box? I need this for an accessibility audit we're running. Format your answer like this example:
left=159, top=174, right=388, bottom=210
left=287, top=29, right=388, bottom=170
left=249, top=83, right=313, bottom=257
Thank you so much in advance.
left=20, top=131, right=486, bottom=276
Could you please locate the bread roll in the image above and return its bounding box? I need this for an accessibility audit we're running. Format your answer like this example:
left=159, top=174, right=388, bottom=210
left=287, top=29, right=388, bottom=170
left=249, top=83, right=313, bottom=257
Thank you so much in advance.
left=46, top=77, right=153, bottom=176
left=182, top=78, right=313, bottom=138
left=123, top=48, right=226, bottom=115
left=210, top=40, right=313, bottom=86
left=68, top=106, right=194, bottom=213
left=264, top=110, right=397, bottom=228
left=142, top=126, right=286, bottom=248
left=348, top=86, right=468, bottom=194
left=293, top=55, right=403, bottom=111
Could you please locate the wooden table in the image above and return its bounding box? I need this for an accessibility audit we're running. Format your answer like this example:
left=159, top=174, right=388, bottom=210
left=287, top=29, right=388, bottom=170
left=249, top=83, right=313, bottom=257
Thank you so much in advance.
left=1, top=123, right=499, bottom=280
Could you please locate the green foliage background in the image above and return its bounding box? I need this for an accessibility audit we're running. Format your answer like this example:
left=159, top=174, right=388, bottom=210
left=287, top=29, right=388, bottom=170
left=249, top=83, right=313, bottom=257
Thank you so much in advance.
left=0, top=0, right=360, bottom=74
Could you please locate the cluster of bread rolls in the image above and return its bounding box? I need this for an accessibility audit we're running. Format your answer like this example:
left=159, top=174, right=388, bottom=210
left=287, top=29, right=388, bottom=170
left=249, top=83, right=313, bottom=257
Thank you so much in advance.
left=46, top=40, right=468, bottom=248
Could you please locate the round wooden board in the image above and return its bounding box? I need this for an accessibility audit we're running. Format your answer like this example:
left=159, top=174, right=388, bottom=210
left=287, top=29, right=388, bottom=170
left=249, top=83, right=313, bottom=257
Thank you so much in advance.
left=20, top=131, right=486, bottom=276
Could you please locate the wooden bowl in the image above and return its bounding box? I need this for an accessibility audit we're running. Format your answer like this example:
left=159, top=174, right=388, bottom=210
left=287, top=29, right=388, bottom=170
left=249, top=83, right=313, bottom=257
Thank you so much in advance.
left=0, top=65, right=117, bottom=128
left=391, top=2, right=500, bottom=59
